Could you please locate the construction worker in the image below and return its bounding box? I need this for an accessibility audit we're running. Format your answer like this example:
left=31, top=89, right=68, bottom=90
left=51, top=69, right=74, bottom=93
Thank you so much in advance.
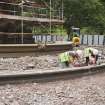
left=59, top=50, right=83, bottom=68
left=84, top=47, right=99, bottom=65
left=72, top=33, right=80, bottom=47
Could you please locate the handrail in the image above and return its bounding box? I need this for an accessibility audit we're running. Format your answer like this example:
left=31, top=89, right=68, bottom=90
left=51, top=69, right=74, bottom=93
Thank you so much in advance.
left=0, top=1, right=47, bottom=10
left=0, top=1, right=61, bottom=11
left=0, top=32, right=60, bottom=36
left=0, top=2, right=61, bottom=19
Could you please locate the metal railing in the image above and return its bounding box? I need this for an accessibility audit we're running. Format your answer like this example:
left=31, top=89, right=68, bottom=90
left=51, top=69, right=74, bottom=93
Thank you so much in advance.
left=0, top=1, right=62, bottom=20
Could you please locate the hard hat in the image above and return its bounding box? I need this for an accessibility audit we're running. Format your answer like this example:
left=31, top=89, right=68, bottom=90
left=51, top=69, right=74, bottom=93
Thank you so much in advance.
left=66, top=51, right=75, bottom=55
left=76, top=50, right=83, bottom=58
left=90, top=48, right=98, bottom=55
left=93, top=49, right=98, bottom=55
left=98, top=53, right=102, bottom=57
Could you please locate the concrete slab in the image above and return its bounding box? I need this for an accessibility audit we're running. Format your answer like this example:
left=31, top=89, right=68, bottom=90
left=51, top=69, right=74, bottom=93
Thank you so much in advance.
left=0, top=64, right=104, bottom=80
left=0, top=42, right=73, bottom=53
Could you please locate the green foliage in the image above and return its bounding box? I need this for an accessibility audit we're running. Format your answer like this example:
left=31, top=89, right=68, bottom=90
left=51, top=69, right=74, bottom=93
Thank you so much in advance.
left=4, top=0, right=105, bottom=36
left=64, top=0, right=105, bottom=36
left=32, top=25, right=66, bottom=35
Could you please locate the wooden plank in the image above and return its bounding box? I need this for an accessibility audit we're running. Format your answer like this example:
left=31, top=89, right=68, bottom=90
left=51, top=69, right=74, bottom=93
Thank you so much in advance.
left=0, top=14, right=64, bottom=24
left=0, top=32, right=63, bottom=36
left=0, top=42, right=73, bottom=53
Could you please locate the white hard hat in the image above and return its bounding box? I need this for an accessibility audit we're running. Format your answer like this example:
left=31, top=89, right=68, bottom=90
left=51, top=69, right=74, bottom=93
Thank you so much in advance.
left=90, top=48, right=98, bottom=55
left=66, top=51, right=75, bottom=55
left=76, top=50, right=83, bottom=58
left=93, top=49, right=98, bottom=55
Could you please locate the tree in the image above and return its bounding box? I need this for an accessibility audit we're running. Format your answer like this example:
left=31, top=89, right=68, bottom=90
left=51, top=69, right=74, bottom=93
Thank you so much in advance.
left=64, top=0, right=105, bottom=39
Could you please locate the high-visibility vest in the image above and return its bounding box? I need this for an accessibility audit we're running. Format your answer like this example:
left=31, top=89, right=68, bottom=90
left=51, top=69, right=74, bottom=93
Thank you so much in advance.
left=72, top=37, right=80, bottom=46
left=84, top=48, right=91, bottom=57
left=59, top=52, right=70, bottom=63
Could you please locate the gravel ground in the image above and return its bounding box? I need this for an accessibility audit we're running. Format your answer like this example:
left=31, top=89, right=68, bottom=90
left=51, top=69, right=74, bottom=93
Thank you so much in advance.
left=0, top=55, right=59, bottom=71
left=0, top=46, right=105, bottom=105
left=0, top=45, right=104, bottom=72
left=0, top=72, right=105, bottom=105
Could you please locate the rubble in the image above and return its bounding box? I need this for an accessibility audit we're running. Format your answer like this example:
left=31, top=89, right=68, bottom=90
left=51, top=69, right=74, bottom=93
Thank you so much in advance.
left=0, top=46, right=104, bottom=71
left=0, top=46, right=104, bottom=104
left=0, top=55, right=59, bottom=71
left=0, top=72, right=105, bottom=104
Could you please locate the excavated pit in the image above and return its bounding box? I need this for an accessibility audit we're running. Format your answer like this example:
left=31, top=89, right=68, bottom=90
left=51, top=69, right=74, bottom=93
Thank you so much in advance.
left=0, top=45, right=104, bottom=72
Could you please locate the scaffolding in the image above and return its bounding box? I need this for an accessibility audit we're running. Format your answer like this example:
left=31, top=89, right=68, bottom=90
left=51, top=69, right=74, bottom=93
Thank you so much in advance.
left=0, top=0, right=64, bottom=44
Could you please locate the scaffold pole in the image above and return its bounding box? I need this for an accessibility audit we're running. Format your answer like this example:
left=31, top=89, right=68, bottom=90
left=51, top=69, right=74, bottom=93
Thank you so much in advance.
left=21, top=0, right=24, bottom=44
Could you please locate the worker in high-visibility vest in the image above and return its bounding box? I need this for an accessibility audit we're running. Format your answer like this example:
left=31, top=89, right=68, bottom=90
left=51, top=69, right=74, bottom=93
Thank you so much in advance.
left=72, top=33, right=80, bottom=47
left=72, top=37, right=80, bottom=46
left=84, top=47, right=99, bottom=65
left=59, top=50, right=83, bottom=68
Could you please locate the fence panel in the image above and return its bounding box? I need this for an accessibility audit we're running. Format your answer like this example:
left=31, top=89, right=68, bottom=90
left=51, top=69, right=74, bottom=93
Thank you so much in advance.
left=32, top=35, right=66, bottom=43
left=99, top=35, right=104, bottom=45
left=47, top=35, right=51, bottom=42
left=80, top=35, right=105, bottom=45
left=93, top=35, right=98, bottom=45
left=82, top=35, right=88, bottom=45
left=88, top=35, right=92, bottom=45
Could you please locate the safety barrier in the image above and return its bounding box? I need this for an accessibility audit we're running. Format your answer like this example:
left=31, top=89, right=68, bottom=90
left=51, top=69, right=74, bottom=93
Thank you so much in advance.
left=80, top=35, right=105, bottom=45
